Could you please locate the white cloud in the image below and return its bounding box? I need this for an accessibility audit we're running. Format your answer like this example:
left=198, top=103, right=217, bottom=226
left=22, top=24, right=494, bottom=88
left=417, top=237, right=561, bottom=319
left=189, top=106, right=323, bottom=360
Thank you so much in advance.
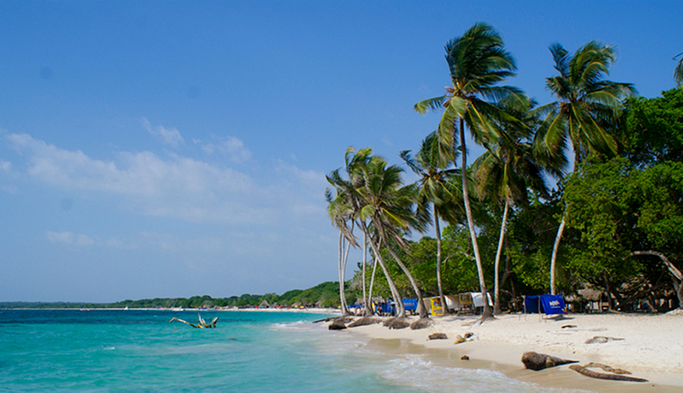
left=141, top=118, right=184, bottom=148
left=0, top=159, right=11, bottom=173
left=7, top=133, right=264, bottom=223
left=274, top=159, right=326, bottom=186
left=273, top=159, right=328, bottom=218
left=46, top=231, right=75, bottom=244
left=202, top=136, right=252, bottom=164
left=6, top=133, right=326, bottom=226
left=46, top=231, right=94, bottom=247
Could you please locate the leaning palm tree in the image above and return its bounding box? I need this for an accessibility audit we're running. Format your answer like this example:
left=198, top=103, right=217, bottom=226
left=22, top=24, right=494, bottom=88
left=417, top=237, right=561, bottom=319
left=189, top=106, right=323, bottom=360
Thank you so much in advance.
left=327, top=148, right=406, bottom=319
left=415, top=22, right=524, bottom=318
left=359, top=154, right=431, bottom=323
left=401, top=131, right=463, bottom=315
left=325, top=188, right=354, bottom=315
left=534, top=41, right=635, bottom=295
left=473, top=95, right=564, bottom=314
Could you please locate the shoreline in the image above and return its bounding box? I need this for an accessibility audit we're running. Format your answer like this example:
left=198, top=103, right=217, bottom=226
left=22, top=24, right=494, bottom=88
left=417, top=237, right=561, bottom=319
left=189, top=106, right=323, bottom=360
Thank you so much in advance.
left=342, top=312, right=683, bottom=392
left=0, top=307, right=339, bottom=313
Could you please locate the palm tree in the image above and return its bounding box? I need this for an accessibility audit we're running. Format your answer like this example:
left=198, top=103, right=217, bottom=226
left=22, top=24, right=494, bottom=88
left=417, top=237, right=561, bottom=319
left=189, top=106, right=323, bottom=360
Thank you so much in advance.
left=401, top=131, right=463, bottom=315
left=327, top=148, right=406, bottom=319
left=359, top=154, right=431, bottom=321
left=325, top=188, right=354, bottom=315
left=674, top=52, right=683, bottom=87
left=473, top=95, right=563, bottom=314
left=415, top=22, right=523, bottom=318
left=534, top=41, right=635, bottom=295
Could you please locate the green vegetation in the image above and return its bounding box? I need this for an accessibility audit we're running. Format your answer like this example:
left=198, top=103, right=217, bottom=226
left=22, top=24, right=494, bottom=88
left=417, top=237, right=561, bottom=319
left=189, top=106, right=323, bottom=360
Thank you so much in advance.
left=0, top=282, right=350, bottom=310
left=328, top=23, right=683, bottom=314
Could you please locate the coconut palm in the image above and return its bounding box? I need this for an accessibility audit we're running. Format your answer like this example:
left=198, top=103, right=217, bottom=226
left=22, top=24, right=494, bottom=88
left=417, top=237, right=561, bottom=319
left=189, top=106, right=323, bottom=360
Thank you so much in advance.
left=675, top=52, right=683, bottom=87
left=358, top=154, right=431, bottom=321
left=325, top=187, right=354, bottom=315
left=415, top=22, right=524, bottom=318
left=327, top=148, right=406, bottom=319
left=401, top=131, right=463, bottom=315
left=474, top=95, right=564, bottom=314
left=534, top=41, right=635, bottom=295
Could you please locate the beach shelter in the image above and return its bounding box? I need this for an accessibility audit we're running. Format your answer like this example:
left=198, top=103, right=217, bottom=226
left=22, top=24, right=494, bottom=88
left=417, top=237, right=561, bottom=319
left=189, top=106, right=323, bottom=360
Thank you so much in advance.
left=471, top=292, right=493, bottom=308
left=523, top=295, right=567, bottom=315
left=258, top=300, right=271, bottom=309
left=443, top=293, right=492, bottom=311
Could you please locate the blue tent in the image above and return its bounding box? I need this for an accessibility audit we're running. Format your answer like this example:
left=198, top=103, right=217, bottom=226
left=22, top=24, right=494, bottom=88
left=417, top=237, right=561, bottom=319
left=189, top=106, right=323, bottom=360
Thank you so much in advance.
left=524, top=295, right=567, bottom=315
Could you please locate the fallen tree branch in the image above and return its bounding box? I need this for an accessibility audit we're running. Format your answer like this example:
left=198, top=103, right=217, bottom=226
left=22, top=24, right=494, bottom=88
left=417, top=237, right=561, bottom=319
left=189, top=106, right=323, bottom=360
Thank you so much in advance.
left=170, top=314, right=219, bottom=328
left=569, top=364, right=648, bottom=382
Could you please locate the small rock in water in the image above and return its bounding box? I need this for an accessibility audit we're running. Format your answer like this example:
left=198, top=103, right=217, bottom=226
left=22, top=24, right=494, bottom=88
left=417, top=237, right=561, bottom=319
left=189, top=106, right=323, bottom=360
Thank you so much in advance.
left=428, top=332, right=448, bottom=340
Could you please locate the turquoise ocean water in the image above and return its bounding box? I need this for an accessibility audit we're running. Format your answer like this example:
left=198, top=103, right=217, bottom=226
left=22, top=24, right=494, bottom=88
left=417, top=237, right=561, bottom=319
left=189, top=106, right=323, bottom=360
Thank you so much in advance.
left=0, top=310, right=575, bottom=392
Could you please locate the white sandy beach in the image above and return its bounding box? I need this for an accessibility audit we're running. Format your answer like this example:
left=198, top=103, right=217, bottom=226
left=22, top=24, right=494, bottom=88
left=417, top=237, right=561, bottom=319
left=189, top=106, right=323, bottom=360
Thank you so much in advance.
left=343, top=311, right=683, bottom=392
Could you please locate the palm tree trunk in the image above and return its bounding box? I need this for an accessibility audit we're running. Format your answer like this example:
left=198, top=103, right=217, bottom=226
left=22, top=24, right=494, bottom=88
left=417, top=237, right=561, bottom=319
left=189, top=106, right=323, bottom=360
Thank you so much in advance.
left=338, top=231, right=351, bottom=314
left=460, top=118, right=492, bottom=317
left=361, top=222, right=405, bottom=317
left=362, top=230, right=372, bottom=315
left=385, top=244, right=428, bottom=319
left=435, top=208, right=446, bottom=316
left=494, top=200, right=509, bottom=315
left=337, top=230, right=346, bottom=313
left=366, top=255, right=379, bottom=315
left=550, top=215, right=566, bottom=296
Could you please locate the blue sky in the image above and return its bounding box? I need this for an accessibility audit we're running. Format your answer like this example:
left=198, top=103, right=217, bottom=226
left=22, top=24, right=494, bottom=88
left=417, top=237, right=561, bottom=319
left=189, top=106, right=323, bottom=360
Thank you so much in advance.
left=1, top=1, right=681, bottom=302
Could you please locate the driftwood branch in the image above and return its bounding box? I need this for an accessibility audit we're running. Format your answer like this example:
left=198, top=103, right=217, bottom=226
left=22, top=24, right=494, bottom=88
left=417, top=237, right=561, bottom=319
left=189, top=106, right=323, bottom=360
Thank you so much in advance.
left=569, top=364, right=648, bottom=382
left=170, top=314, right=219, bottom=328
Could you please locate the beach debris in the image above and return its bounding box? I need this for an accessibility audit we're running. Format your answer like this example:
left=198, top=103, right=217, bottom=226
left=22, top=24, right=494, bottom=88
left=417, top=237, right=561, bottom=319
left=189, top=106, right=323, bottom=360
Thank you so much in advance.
left=313, top=316, right=338, bottom=323
left=561, top=324, right=577, bottom=329
left=569, top=364, right=648, bottom=382
left=347, top=316, right=381, bottom=328
left=583, top=362, right=632, bottom=375
left=453, top=332, right=474, bottom=344
left=585, top=336, right=625, bottom=344
left=169, top=314, right=218, bottom=328
left=460, top=355, right=470, bottom=361
left=521, top=351, right=578, bottom=371
left=410, top=317, right=432, bottom=330
left=328, top=319, right=348, bottom=330
left=428, top=332, right=448, bottom=340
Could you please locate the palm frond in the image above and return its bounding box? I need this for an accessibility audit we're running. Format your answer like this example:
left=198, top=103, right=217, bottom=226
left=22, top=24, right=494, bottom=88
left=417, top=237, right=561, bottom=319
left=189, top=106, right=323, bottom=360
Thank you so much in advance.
left=414, top=95, right=449, bottom=114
